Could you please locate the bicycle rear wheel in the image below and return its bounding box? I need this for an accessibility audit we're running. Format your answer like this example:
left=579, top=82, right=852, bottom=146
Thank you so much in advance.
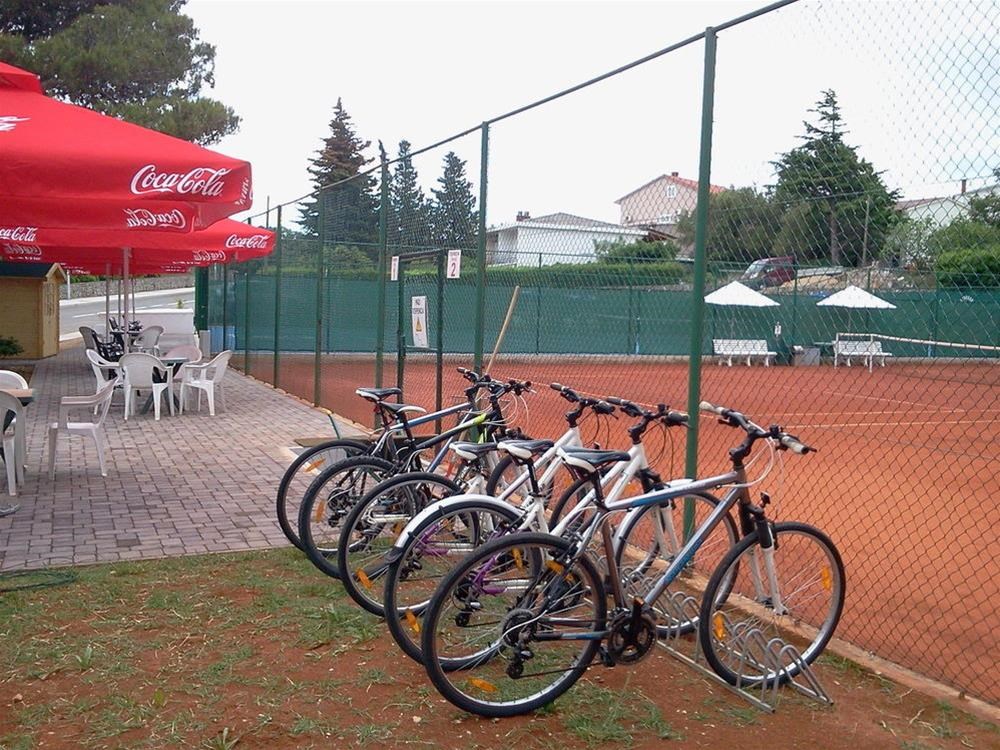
left=338, top=472, right=464, bottom=616
left=297, top=455, right=396, bottom=579
left=383, top=500, right=522, bottom=664
left=421, top=532, right=606, bottom=718
left=276, top=439, right=370, bottom=549
left=698, top=521, right=845, bottom=688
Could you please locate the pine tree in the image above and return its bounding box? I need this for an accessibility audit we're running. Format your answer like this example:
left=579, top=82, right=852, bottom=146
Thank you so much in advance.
left=771, top=90, right=898, bottom=266
left=430, top=152, right=477, bottom=254
left=390, top=140, right=429, bottom=250
left=299, top=98, right=377, bottom=248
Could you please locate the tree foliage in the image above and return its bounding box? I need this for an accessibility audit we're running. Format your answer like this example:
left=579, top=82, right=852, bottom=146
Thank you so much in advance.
left=771, top=90, right=899, bottom=266
left=595, top=239, right=678, bottom=264
left=0, top=0, right=239, bottom=145
left=390, top=140, right=430, bottom=249
left=298, top=98, right=377, bottom=249
left=430, top=152, right=477, bottom=254
left=676, top=188, right=782, bottom=262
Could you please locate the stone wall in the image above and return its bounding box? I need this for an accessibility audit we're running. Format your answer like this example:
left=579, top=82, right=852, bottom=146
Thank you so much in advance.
left=61, top=273, right=194, bottom=300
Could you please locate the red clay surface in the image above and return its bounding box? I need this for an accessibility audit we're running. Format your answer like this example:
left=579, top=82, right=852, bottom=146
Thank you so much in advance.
left=241, top=351, right=1000, bottom=706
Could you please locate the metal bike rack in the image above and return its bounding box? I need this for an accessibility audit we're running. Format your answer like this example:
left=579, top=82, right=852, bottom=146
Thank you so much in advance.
left=653, top=591, right=832, bottom=713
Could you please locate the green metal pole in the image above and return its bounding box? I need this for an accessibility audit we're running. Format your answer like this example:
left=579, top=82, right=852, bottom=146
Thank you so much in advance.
left=535, top=253, right=542, bottom=354
left=436, top=248, right=445, bottom=433
left=683, top=28, right=718, bottom=537
left=273, top=205, right=283, bottom=388
left=375, top=149, right=389, bottom=388
left=314, top=191, right=325, bottom=406
left=473, top=122, right=490, bottom=372
left=221, top=263, right=229, bottom=349
left=194, top=267, right=209, bottom=332
left=243, top=269, right=251, bottom=374
left=396, top=256, right=405, bottom=395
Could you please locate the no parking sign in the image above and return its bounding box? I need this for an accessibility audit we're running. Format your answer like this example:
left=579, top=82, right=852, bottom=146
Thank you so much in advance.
left=411, top=295, right=428, bottom=348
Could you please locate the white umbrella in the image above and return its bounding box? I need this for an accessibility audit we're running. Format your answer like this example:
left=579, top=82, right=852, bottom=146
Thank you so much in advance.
left=816, top=284, right=896, bottom=309
left=705, top=281, right=780, bottom=308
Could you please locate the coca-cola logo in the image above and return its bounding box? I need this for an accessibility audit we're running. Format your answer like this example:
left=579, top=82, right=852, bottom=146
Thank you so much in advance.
left=239, top=177, right=252, bottom=206
left=2, top=243, right=42, bottom=258
left=123, top=207, right=187, bottom=230
left=224, top=233, right=269, bottom=249
left=130, top=164, right=231, bottom=198
left=0, top=116, right=29, bottom=133
left=192, top=250, right=227, bottom=263
left=0, top=226, right=38, bottom=242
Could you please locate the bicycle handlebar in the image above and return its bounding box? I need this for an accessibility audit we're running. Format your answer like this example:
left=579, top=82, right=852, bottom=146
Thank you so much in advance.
left=609, top=396, right=688, bottom=427
left=700, top=400, right=815, bottom=454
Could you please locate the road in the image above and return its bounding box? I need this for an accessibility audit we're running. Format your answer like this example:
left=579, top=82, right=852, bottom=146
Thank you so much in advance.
left=60, top=287, right=195, bottom=337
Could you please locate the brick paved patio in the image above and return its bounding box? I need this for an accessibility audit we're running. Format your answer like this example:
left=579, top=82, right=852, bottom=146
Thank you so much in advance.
left=0, top=345, right=365, bottom=571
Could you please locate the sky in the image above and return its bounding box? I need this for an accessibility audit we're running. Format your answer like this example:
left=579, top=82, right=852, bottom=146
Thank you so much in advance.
left=185, top=0, right=999, bottom=229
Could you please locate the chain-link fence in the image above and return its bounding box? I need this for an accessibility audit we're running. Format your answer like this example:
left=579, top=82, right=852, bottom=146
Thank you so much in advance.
left=208, top=0, right=999, bottom=706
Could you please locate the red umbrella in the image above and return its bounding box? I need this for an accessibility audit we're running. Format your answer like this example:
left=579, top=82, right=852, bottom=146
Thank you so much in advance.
left=0, top=63, right=252, bottom=233
left=0, top=219, right=275, bottom=274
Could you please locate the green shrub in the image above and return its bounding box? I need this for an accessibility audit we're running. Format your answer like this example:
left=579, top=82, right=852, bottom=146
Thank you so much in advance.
left=935, top=245, right=1000, bottom=287
left=0, top=336, right=24, bottom=357
left=595, top=239, right=679, bottom=264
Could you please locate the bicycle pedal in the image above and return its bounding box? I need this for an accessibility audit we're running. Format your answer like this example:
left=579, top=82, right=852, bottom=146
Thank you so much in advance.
left=598, top=646, right=616, bottom=667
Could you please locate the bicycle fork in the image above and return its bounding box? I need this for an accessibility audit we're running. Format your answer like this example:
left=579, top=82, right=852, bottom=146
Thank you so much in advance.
left=742, top=493, right=788, bottom=616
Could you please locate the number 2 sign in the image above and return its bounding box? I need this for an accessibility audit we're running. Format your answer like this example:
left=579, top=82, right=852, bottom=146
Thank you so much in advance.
left=446, top=249, right=462, bottom=279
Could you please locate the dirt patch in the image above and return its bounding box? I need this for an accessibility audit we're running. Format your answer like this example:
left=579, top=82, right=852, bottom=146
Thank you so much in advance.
left=1, top=549, right=996, bottom=749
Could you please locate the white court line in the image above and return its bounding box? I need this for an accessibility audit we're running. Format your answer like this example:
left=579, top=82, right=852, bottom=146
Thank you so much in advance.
left=787, top=418, right=999, bottom=429
left=778, top=408, right=1000, bottom=418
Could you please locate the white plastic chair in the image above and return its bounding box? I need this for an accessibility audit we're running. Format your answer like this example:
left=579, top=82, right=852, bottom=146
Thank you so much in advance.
left=0, top=370, right=29, bottom=389
left=179, top=350, right=231, bottom=416
left=163, top=345, right=203, bottom=382
left=48, top=378, right=118, bottom=479
left=1, top=391, right=27, bottom=495
left=85, top=350, right=121, bottom=414
left=120, top=352, right=174, bottom=421
left=134, top=325, right=164, bottom=356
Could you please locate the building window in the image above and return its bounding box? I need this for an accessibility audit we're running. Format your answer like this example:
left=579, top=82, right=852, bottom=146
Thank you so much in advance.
left=666, top=185, right=678, bottom=198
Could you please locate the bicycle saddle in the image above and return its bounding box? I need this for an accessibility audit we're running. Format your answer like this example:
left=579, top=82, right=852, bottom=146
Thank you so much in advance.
left=450, top=442, right=498, bottom=461
left=355, top=386, right=403, bottom=402
left=558, top=447, right=630, bottom=473
left=497, top=439, right=555, bottom=460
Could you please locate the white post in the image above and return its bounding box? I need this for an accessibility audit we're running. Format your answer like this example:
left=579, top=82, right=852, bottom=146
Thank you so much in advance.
left=122, top=248, right=131, bottom=351
left=105, top=264, right=110, bottom=333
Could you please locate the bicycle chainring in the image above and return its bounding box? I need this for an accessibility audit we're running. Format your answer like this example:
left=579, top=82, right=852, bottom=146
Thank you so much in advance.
left=607, top=609, right=658, bottom=664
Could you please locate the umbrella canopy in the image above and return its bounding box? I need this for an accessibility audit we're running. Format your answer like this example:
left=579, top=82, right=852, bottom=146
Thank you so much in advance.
left=705, top=281, right=780, bottom=307
left=0, top=220, right=275, bottom=275
left=817, top=285, right=897, bottom=309
left=0, top=61, right=43, bottom=94
left=0, top=63, right=252, bottom=233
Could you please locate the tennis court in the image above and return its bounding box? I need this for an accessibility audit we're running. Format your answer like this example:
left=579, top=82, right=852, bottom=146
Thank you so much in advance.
left=242, top=349, right=999, bottom=704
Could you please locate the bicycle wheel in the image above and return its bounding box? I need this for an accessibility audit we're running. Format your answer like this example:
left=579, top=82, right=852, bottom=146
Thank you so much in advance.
left=297, top=455, right=396, bottom=579
left=698, top=521, right=845, bottom=688
left=614, top=492, right=738, bottom=637
left=338, top=472, right=464, bottom=616
left=276, top=439, right=371, bottom=550
left=383, top=500, right=522, bottom=664
left=421, top=532, right=606, bottom=718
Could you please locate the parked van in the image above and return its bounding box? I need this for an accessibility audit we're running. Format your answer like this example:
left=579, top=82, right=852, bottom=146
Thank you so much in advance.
left=740, top=256, right=796, bottom=289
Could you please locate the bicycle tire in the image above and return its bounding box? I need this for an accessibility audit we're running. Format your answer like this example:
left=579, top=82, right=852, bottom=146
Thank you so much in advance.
left=383, top=499, right=522, bottom=664
left=338, top=471, right=464, bottom=616
left=614, top=492, right=738, bottom=637
left=698, top=521, right=845, bottom=688
left=275, top=438, right=371, bottom=550
left=297, top=455, right=397, bottom=579
left=421, top=531, right=607, bottom=717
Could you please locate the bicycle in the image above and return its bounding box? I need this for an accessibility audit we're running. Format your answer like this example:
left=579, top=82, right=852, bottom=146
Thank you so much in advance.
left=380, top=392, right=717, bottom=666
left=297, top=377, right=530, bottom=579
left=275, top=368, right=492, bottom=550
left=419, top=401, right=844, bottom=717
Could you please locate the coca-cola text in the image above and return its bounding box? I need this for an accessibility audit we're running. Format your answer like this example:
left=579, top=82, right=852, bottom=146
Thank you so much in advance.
left=0, top=226, right=38, bottom=242
left=130, top=165, right=231, bottom=198
left=123, top=208, right=187, bottom=230
left=224, top=234, right=270, bottom=249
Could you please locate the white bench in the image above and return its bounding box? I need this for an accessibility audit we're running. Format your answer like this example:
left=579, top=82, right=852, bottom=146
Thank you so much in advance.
left=713, top=339, right=776, bottom=367
left=833, top=339, right=893, bottom=369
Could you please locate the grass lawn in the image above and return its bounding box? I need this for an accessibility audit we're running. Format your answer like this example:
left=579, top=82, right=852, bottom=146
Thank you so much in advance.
left=1, top=548, right=996, bottom=749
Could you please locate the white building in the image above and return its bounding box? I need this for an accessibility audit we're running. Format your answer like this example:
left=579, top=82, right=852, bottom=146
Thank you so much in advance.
left=896, top=183, right=997, bottom=226
left=486, top=212, right=646, bottom=266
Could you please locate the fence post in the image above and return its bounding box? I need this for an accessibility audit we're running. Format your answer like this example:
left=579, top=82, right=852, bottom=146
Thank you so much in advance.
left=221, top=263, right=229, bottom=349
left=243, top=268, right=251, bottom=374
left=396, top=256, right=405, bottom=394
left=436, top=248, right=445, bottom=432
left=194, top=267, right=209, bottom=333
left=473, top=122, right=490, bottom=372
left=535, top=253, right=542, bottom=354
left=273, top=205, right=283, bottom=388
left=314, top=190, right=325, bottom=406
left=375, top=147, right=389, bottom=388
left=683, top=28, right=718, bottom=537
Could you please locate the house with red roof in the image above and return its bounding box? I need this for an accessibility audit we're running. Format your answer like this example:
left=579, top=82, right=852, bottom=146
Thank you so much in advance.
left=615, top=172, right=726, bottom=250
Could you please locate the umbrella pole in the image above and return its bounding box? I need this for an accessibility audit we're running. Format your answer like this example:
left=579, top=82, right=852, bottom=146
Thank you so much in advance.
left=123, top=248, right=130, bottom=350
left=105, top=264, right=110, bottom=333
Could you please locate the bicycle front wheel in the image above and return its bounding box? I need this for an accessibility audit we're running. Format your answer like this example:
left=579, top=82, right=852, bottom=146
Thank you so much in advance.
left=698, top=521, right=845, bottom=688
left=338, top=472, right=464, bottom=616
left=297, top=455, right=396, bottom=579
left=421, top=532, right=606, bottom=718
